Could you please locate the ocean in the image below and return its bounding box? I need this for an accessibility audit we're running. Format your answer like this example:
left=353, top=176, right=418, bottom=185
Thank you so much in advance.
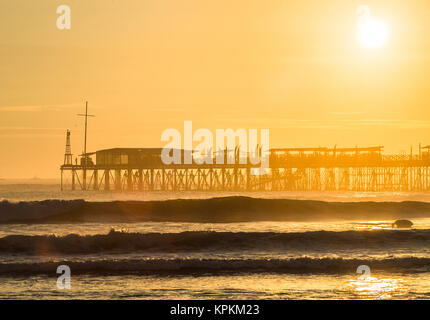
left=1, top=180, right=430, bottom=299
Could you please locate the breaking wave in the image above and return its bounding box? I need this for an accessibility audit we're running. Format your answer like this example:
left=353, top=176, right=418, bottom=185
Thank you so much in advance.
left=1, top=229, right=430, bottom=255
left=1, top=197, right=430, bottom=223
left=1, top=256, right=430, bottom=275
left=0, top=199, right=84, bottom=222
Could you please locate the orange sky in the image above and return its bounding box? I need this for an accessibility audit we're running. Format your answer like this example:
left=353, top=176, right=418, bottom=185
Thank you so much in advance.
left=1, top=0, right=430, bottom=178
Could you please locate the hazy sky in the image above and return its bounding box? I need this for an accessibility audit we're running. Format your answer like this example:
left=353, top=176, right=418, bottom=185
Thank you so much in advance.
left=1, top=0, right=430, bottom=178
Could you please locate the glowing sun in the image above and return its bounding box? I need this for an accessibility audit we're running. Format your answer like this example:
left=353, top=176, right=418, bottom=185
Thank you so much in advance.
left=357, top=6, right=389, bottom=49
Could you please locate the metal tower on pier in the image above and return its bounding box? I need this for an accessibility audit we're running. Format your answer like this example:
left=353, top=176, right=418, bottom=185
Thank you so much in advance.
left=63, top=129, right=73, bottom=165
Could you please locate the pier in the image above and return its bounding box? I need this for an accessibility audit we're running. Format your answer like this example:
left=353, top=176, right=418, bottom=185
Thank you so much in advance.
left=60, top=145, right=430, bottom=192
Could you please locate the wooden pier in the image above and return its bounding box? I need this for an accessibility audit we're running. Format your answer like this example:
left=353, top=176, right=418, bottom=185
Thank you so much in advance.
left=60, top=146, right=430, bottom=192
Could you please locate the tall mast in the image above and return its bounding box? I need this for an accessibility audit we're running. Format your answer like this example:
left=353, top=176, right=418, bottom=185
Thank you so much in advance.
left=84, top=101, right=88, bottom=162
left=77, top=101, right=95, bottom=190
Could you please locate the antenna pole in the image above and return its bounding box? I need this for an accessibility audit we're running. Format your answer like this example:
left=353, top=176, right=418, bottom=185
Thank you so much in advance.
left=84, top=102, right=88, bottom=166
left=77, top=101, right=95, bottom=190
left=83, top=102, right=88, bottom=190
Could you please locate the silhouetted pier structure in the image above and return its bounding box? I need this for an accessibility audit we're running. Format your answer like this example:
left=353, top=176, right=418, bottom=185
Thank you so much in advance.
left=60, top=145, right=430, bottom=192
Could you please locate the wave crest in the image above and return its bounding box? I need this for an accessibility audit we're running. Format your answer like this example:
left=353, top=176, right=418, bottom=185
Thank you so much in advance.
left=1, top=229, right=430, bottom=254
left=1, top=256, right=430, bottom=275
left=1, top=197, right=430, bottom=223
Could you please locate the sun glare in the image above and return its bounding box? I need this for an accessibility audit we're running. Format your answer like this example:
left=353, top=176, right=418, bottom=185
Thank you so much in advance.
left=358, top=19, right=389, bottom=48
left=357, top=6, right=389, bottom=49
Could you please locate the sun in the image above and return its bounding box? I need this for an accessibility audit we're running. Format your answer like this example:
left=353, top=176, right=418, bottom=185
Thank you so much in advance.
left=357, top=19, right=389, bottom=48
left=356, top=6, right=389, bottom=49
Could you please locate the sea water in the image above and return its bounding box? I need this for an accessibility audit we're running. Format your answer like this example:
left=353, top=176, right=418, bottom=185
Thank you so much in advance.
left=1, top=180, right=430, bottom=299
